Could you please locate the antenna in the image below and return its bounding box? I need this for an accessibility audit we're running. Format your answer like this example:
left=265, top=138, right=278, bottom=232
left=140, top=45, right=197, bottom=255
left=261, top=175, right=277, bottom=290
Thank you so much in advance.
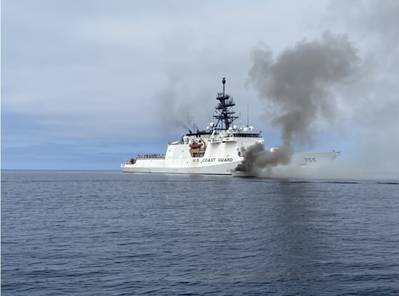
left=246, top=104, right=249, bottom=126
left=213, top=77, right=238, bottom=130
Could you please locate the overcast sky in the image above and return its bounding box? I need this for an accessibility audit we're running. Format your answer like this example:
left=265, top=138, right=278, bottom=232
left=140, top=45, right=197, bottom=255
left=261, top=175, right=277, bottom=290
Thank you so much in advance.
left=2, top=0, right=399, bottom=175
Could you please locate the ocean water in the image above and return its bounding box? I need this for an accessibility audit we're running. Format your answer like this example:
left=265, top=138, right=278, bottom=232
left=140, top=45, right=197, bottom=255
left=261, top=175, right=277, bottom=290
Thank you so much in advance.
left=2, top=170, right=399, bottom=296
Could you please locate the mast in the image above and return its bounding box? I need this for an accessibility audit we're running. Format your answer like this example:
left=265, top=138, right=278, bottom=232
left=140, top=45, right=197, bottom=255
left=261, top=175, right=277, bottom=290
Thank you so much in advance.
left=213, top=77, right=238, bottom=130
left=246, top=104, right=249, bottom=126
left=222, top=77, right=226, bottom=96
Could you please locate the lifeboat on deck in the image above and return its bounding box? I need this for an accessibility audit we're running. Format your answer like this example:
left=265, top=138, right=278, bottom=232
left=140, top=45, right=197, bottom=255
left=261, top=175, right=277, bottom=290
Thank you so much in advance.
left=189, top=142, right=203, bottom=149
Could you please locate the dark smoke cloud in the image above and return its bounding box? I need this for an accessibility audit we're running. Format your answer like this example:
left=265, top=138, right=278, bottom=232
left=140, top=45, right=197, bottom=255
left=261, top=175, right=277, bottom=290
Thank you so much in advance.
left=235, top=143, right=291, bottom=176
left=250, top=31, right=360, bottom=146
left=237, top=32, right=361, bottom=175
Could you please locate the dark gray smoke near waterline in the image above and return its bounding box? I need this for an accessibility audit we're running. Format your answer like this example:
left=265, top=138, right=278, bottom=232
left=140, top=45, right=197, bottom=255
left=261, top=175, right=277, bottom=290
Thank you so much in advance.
left=235, top=143, right=291, bottom=175
left=237, top=32, right=361, bottom=175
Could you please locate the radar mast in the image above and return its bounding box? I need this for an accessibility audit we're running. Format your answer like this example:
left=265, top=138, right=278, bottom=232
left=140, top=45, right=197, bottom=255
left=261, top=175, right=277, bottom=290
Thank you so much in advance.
left=213, top=77, right=238, bottom=130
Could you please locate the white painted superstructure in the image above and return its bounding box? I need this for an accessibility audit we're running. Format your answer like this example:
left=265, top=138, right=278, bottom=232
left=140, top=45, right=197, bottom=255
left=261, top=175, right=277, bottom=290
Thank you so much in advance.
left=121, top=78, right=339, bottom=175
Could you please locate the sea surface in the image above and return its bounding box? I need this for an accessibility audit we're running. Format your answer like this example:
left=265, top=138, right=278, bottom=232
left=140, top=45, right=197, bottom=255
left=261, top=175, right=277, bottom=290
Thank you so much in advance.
left=2, top=170, right=399, bottom=295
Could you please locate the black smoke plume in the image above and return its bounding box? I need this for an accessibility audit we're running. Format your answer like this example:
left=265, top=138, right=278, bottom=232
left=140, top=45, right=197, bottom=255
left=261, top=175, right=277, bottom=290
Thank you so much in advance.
left=237, top=32, right=360, bottom=175
left=235, top=143, right=291, bottom=175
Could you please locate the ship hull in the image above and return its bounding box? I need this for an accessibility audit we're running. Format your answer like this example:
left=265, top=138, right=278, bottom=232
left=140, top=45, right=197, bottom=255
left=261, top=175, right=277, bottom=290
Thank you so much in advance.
left=121, top=151, right=339, bottom=176
left=121, top=161, right=239, bottom=175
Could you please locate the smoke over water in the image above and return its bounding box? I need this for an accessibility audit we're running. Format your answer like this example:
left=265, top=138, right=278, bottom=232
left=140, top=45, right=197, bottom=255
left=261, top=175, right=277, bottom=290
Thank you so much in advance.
left=158, top=80, right=194, bottom=131
left=237, top=32, right=360, bottom=176
left=235, top=143, right=291, bottom=175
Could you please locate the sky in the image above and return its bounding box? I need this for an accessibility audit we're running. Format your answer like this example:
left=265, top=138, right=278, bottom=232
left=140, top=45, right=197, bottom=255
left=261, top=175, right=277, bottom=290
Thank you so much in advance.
left=2, top=0, right=399, bottom=175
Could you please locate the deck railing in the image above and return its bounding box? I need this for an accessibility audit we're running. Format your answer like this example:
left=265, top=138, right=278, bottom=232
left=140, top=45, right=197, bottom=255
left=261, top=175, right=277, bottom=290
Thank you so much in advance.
left=136, top=154, right=165, bottom=159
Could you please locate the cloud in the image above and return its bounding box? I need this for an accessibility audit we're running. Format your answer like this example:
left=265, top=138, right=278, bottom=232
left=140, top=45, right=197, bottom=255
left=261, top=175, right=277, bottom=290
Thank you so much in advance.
left=3, top=0, right=327, bottom=137
left=2, top=0, right=398, bottom=174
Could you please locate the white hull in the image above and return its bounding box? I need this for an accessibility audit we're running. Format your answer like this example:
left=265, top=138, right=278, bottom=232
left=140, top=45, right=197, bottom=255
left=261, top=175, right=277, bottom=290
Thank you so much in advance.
left=121, top=151, right=339, bottom=176
left=121, top=161, right=239, bottom=175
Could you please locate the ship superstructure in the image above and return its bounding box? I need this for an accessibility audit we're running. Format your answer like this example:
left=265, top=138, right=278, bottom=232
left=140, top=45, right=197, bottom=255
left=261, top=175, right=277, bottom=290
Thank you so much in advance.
left=121, top=78, right=338, bottom=175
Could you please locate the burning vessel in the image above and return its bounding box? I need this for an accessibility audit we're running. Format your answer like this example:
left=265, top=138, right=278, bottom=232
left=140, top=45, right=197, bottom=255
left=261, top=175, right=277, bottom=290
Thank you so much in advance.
left=121, top=78, right=339, bottom=175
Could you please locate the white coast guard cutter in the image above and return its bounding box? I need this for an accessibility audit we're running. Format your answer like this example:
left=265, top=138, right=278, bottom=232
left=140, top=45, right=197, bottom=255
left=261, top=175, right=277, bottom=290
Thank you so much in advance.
left=121, top=78, right=339, bottom=175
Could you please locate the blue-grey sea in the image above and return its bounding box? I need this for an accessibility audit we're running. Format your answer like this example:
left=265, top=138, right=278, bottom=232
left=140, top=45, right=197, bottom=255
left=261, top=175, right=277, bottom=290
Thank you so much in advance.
left=2, top=170, right=399, bottom=295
